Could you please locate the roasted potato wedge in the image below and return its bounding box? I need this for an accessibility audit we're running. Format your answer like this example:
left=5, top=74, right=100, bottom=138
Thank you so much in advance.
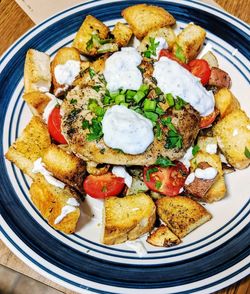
left=214, top=88, right=240, bottom=118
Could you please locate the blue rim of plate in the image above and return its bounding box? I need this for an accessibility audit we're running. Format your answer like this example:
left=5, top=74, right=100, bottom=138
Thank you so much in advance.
left=0, top=0, right=249, bottom=293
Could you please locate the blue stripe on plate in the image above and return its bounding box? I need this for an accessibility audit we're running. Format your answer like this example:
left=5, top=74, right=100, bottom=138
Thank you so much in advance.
left=0, top=0, right=249, bottom=292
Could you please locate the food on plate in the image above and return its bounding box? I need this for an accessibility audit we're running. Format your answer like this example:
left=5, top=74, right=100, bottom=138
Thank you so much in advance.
left=103, top=193, right=156, bottom=245
left=5, top=3, right=250, bottom=250
left=122, top=4, right=176, bottom=39
left=157, top=196, right=212, bottom=238
left=213, top=109, right=250, bottom=169
left=30, top=175, right=80, bottom=234
left=24, top=49, right=51, bottom=93
left=147, top=225, right=181, bottom=247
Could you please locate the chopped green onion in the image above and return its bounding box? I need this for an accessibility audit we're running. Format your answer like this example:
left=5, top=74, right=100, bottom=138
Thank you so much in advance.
left=120, top=102, right=129, bottom=107
left=155, top=156, right=175, bottom=167
left=126, top=90, right=136, bottom=100
left=155, top=87, right=162, bottom=95
left=192, top=145, right=200, bottom=156
left=110, top=91, right=120, bottom=98
left=115, top=94, right=125, bottom=105
left=155, top=181, right=162, bottom=189
left=146, top=167, right=158, bottom=181
left=133, top=91, right=146, bottom=103
left=175, top=96, right=187, bottom=110
left=245, top=146, right=250, bottom=159
left=139, top=84, right=149, bottom=94
left=144, top=111, right=158, bottom=122
left=166, top=93, right=175, bottom=107
left=103, top=95, right=111, bottom=105
left=144, top=99, right=156, bottom=111
left=155, top=106, right=164, bottom=115
left=175, top=44, right=186, bottom=63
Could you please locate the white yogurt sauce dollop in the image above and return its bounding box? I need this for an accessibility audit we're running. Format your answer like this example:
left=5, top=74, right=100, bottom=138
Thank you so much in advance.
left=102, top=105, right=154, bottom=155
left=103, top=47, right=142, bottom=92
left=32, top=158, right=65, bottom=189
left=54, top=60, right=80, bottom=85
left=153, top=57, right=215, bottom=116
left=185, top=167, right=218, bottom=185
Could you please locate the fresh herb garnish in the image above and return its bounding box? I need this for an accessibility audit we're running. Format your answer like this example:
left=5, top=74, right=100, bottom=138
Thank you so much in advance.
left=146, top=167, right=158, bottom=181
left=162, top=117, right=183, bottom=149
left=143, top=37, right=160, bottom=58
left=155, top=123, right=163, bottom=140
left=86, top=118, right=103, bottom=141
left=155, top=156, right=175, bottom=167
left=89, top=68, right=96, bottom=79
left=86, top=34, right=114, bottom=52
left=70, top=99, right=77, bottom=105
left=175, top=44, right=186, bottom=63
left=245, top=146, right=250, bottom=159
left=92, top=85, right=101, bottom=92
left=155, top=181, right=162, bottom=189
left=192, top=145, right=200, bottom=156
left=82, top=120, right=90, bottom=130
left=175, top=96, right=187, bottom=110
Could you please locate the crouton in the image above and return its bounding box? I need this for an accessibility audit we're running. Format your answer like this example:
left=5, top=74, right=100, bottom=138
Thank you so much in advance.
left=214, top=88, right=240, bottom=118
left=190, top=151, right=226, bottom=202
left=30, top=175, right=80, bottom=234
left=73, top=15, right=113, bottom=56
left=22, top=91, right=51, bottom=116
left=213, top=109, right=250, bottom=169
left=5, top=116, right=51, bottom=178
left=122, top=4, right=176, bottom=40
left=138, top=27, right=176, bottom=54
left=51, top=47, right=81, bottom=97
left=42, top=144, right=86, bottom=193
left=173, top=23, right=206, bottom=62
left=24, top=49, right=51, bottom=93
left=156, top=196, right=212, bottom=238
left=147, top=225, right=181, bottom=247
left=111, top=22, right=133, bottom=47
left=103, top=193, right=156, bottom=245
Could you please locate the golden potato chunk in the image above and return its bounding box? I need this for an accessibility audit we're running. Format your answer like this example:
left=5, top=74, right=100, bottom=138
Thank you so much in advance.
left=147, top=225, right=181, bottom=247
left=214, top=88, right=240, bottom=118
left=51, top=47, right=80, bottom=96
left=42, top=144, right=86, bottom=193
left=173, top=23, right=206, bottom=62
left=213, top=109, right=250, bottom=169
left=30, top=175, right=80, bottom=234
left=24, top=49, right=51, bottom=93
left=23, top=91, right=50, bottom=117
left=5, top=116, right=51, bottom=178
left=122, top=4, right=176, bottom=39
left=111, top=22, right=133, bottom=47
left=157, top=196, right=212, bottom=238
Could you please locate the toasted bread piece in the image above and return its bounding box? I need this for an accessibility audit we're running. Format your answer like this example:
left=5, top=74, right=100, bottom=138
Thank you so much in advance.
left=214, top=88, right=240, bottom=118
left=122, top=4, right=176, bottom=40
left=191, top=151, right=226, bottom=202
left=30, top=175, right=80, bottom=234
left=42, top=144, right=86, bottom=193
left=73, top=15, right=110, bottom=55
left=103, top=193, right=156, bottom=245
left=138, top=27, right=176, bottom=53
left=5, top=116, right=51, bottom=178
left=213, top=109, right=250, bottom=169
left=22, top=91, right=51, bottom=116
left=173, top=23, right=206, bottom=62
left=24, top=49, right=51, bottom=93
left=51, top=47, right=81, bottom=96
left=197, top=136, right=218, bottom=154
left=147, top=225, right=181, bottom=247
left=112, top=22, right=133, bottom=47
left=157, top=196, right=212, bottom=238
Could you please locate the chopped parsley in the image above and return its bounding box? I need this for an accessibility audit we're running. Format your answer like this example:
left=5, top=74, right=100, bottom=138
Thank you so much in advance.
left=245, top=146, right=250, bottom=159
left=155, top=123, right=163, bottom=140
left=155, top=181, right=162, bottom=189
left=92, top=85, right=101, bottom=92
left=89, top=68, right=96, bottom=79
left=162, top=117, right=183, bottom=149
left=70, top=99, right=77, bottom=104
left=146, top=167, right=158, bottom=181
left=143, top=37, right=160, bottom=58
left=192, top=145, right=200, bottom=156
left=155, top=156, right=175, bottom=167
left=86, top=118, right=103, bottom=141
left=82, top=120, right=90, bottom=130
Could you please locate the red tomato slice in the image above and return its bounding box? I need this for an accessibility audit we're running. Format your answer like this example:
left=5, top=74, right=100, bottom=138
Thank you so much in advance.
left=83, top=173, right=125, bottom=199
left=48, top=107, right=67, bottom=144
left=143, top=162, right=188, bottom=197
left=188, top=59, right=211, bottom=85
left=199, top=110, right=218, bottom=129
left=159, top=49, right=190, bottom=71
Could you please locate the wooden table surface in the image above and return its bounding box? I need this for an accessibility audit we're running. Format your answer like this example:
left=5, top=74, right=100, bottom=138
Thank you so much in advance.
left=0, top=0, right=249, bottom=293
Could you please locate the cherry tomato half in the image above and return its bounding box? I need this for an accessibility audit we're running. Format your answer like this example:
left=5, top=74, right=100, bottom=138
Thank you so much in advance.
left=188, top=59, right=211, bottom=86
left=83, top=173, right=125, bottom=199
left=199, top=110, right=218, bottom=129
left=143, top=162, right=188, bottom=197
left=159, top=49, right=190, bottom=71
left=48, top=107, right=67, bottom=144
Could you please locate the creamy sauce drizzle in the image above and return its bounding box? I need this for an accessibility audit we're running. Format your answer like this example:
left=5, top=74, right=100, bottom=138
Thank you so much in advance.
left=43, top=93, right=62, bottom=123
left=102, top=105, right=154, bottom=155
left=103, top=47, right=142, bottom=92
left=125, top=240, right=147, bottom=257
left=54, top=198, right=80, bottom=225
left=54, top=60, right=80, bottom=85
left=153, top=57, right=215, bottom=116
